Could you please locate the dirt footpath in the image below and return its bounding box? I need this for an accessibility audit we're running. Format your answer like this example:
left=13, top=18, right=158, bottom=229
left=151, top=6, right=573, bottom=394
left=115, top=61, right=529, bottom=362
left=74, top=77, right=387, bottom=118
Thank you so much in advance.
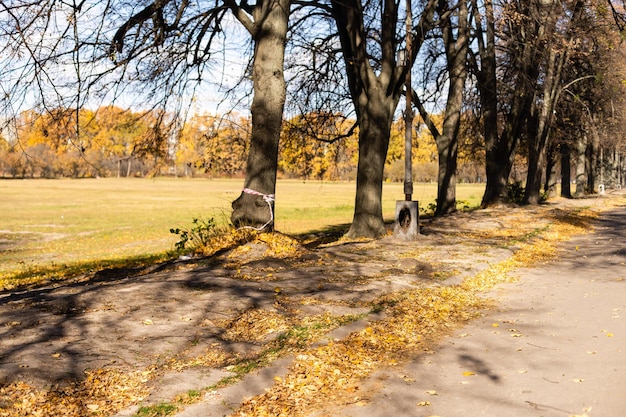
left=0, top=206, right=514, bottom=389
left=0, top=194, right=623, bottom=417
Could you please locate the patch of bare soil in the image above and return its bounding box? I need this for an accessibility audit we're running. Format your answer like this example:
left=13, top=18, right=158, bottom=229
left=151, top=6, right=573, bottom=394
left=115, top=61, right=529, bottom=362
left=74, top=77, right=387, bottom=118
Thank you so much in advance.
left=0, top=195, right=617, bottom=416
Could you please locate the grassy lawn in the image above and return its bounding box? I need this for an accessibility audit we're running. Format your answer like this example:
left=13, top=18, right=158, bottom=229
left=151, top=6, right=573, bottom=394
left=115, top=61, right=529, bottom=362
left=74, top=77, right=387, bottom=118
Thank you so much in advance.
left=0, top=177, right=485, bottom=286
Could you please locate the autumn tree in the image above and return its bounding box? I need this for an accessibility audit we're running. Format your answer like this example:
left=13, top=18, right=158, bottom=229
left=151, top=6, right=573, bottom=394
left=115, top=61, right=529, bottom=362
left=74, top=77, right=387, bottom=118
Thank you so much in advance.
left=386, top=117, right=438, bottom=182
left=110, top=0, right=293, bottom=228
left=471, top=0, right=623, bottom=205
left=279, top=112, right=358, bottom=180
left=471, top=0, right=550, bottom=206
left=519, top=0, right=587, bottom=204
left=4, top=105, right=166, bottom=178
left=176, top=113, right=250, bottom=177
left=321, top=0, right=444, bottom=237
left=543, top=1, right=620, bottom=197
left=413, top=0, right=469, bottom=215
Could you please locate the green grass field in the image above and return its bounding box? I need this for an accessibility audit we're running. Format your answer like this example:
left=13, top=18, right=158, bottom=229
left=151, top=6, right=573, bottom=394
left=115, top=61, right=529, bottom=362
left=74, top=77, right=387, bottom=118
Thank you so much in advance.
left=0, top=178, right=485, bottom=286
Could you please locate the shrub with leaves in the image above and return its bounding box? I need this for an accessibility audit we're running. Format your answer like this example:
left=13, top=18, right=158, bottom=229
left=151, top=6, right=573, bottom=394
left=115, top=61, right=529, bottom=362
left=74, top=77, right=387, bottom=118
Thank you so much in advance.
left=456, top=199, right=470, bottom=211
left=170, top=217, right=219, bottom=253
left=421, top=199, right=471, bottom=215
left=506, top=182, right=525, bottom=204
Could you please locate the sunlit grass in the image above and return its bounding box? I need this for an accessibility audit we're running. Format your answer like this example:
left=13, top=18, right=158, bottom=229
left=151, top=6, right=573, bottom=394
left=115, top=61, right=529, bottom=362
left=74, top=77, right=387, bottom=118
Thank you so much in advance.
left=0, top=177, right=484, bottom=289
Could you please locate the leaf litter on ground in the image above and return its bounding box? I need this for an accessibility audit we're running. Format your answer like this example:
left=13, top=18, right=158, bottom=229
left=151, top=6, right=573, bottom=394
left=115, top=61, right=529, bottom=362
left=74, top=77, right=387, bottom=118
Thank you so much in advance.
left=1, top=197, right=622, bottom=417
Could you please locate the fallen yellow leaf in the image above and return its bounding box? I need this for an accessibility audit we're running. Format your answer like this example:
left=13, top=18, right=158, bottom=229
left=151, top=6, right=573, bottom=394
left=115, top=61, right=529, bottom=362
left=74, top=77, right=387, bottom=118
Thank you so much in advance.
left=425, top=390, right=438, bottom=395
left=463, top=371, right=475, bottom=377
left=417, top=400, right=431, bottom=406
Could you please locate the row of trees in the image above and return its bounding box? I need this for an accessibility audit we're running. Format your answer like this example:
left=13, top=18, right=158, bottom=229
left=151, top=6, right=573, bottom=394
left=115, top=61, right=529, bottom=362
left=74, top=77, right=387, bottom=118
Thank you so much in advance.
left=4, top=107, right=487, bottom=182
left=1, top=107, right=165, bottom=178
left=2, top=0, right=626, bottom=237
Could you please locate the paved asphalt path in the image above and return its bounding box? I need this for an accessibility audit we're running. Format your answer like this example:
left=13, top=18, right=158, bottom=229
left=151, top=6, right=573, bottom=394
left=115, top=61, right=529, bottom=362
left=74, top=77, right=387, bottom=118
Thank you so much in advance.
left=328, top=207, right=626, bottom=417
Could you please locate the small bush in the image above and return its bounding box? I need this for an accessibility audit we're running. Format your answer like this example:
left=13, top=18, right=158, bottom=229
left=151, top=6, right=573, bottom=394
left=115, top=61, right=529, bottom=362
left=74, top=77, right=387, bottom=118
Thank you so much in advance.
left=170, top=217, right=219, bottom=253
left=506, top=182, right=525, bottom=204
left=420, top=199, right=470, bottom=215
left=456, top=199, right=470, bottom=211
left=419, top=200, right=437, bottom=215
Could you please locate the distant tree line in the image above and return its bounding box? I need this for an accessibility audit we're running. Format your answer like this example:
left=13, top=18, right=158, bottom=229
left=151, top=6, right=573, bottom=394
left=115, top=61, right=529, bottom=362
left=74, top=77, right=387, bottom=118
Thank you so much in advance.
left=0, top=106, right=487, bottom=182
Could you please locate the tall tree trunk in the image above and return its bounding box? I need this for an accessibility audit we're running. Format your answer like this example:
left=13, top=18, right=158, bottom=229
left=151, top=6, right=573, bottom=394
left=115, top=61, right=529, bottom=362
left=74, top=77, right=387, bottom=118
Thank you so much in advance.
left=481, top=97, right=527, bottom=206
left=434, top=130, right=458, bottom=215
left=586, top=119, right=600, bottom=193
left=476, top=0, right=505, bottom=206
left=544, top=144, right=557, bottom=198
left=523, top=27, right=559, bottom=203
left=347, top=92, right=395, bottom=238
left=477, top=0, right=529, bottom=207
left=523, top=0, right=583, bottom=204
left=575, top=131, right=587, bottom=196
left=414, top=0, right=467, bottom=216
left=524, top=128, right=550, bottom=204
left=230, top=0, right=289, bottom=230
left=612, top=147, right=621, bottom=188
left=432, top=55, right=465, bottom=214
left=560, top=143, right=572, bottom=198
left=617, top=149, right=624, bottom=189
left=610, top=147, right=618, bottom=188
left=437, top=0, right=467, bottom=216
left=331, top=0, right=408, bottom=238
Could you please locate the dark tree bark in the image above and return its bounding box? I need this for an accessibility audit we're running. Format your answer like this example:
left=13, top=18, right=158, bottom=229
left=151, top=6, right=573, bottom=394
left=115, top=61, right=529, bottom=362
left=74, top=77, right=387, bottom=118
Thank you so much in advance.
left=331, top=0, right=398, bottom=238
left=472, top=0, right=504, bottom=206
left=229, top=0, right=290, bottom=230
left=524, top=45, right=559, bottom=205
left=586, top=116, right=600, bottom=193
left=575, top=130, right=587, bottom=196
left=349, top=92, right=397, bottom=237
left=544, top=143, right=558, bottom=198
left=560, top=143, right=573, bottom=198
left=435, top=3, right=468, bottom=216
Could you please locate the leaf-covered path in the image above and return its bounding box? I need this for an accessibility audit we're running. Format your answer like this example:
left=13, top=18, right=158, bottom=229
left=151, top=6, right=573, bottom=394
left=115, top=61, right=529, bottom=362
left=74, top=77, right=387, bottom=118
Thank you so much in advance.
left=0, top=194, right=624, bottom=417
left=323, top=205, right=626, bottom=417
